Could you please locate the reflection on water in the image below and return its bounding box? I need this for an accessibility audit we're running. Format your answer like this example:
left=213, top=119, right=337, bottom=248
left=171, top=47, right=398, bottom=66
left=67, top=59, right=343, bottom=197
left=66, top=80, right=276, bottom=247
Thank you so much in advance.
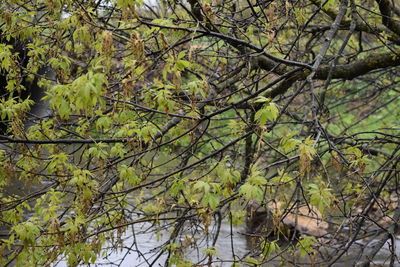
left=55, top=220, right=249, bottom=266
left=53, top=219, right=400, bottom=267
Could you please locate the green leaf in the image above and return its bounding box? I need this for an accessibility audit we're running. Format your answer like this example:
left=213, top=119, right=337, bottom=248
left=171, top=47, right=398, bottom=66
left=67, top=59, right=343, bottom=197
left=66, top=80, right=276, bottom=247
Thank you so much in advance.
left=254, top=102, right=279, bottom=125
left=110, top=143, right=126, bottom=158
left=13, top=220, right=41, bottom=245
left=239, top=183, right=263, bottom=201
left=252, top=96, right=271, bottom=104
left=308, top=181, right=334, bottom=214
left=296, top=236, right=316, bottom=256
left=202, top=193, right=220, bottom=210
left=118, top=165, right=140, bottom=186
left=193, top=180, right=210, bottom=193
left=244, top=256, right=260, bottom=265
left=261, top=240, right=280, bottom=260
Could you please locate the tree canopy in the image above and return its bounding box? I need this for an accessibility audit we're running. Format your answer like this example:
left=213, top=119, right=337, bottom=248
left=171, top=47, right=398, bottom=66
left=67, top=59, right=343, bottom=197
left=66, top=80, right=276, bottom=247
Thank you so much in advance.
left=1, top=0, right=400, bottom=266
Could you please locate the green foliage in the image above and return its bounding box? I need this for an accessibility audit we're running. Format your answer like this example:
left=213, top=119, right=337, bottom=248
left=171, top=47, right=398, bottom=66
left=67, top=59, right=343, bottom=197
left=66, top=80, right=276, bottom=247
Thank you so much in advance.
left=193, top=180, right=220, bottom=209
left=0, top=97, right=33, bottom=120
left=0, top=43, right=14, bottom=73
left=45, top=71, right=107, bottom=118
left=298, top=137, right=316, bottom=177
left=13, top=220, right=41, bottom=246
left=308, top=181, right=335, bottom=215
left=296, top=236, right=316, bottom=257
left=254, top=102, right=279, bottom=125
left=118, top=164, right=141, bottom=186
left=261, top=240, right=280, bottom=260
left=0, top=0, right=399, bottom=265
left=230, top=209, right=247, bottom=226
left=280, top=131, right=301, bottom=154
left=239, top=164, right=267, bottom=201
left=110, top=143, right=127, bottom=158
left=244, top=256, right=261, bottom=266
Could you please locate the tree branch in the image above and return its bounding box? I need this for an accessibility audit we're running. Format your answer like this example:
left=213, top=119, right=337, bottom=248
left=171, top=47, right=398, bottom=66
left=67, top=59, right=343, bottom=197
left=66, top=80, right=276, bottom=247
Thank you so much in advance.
left=376, top=0, right=400, bottom=36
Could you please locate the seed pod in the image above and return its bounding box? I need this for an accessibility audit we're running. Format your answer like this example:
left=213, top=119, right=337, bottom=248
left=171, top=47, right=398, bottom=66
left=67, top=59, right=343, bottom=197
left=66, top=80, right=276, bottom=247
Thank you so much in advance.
left=101, top=30, right=113, bottom=55
left=131, top=31, right=144, bottom=59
